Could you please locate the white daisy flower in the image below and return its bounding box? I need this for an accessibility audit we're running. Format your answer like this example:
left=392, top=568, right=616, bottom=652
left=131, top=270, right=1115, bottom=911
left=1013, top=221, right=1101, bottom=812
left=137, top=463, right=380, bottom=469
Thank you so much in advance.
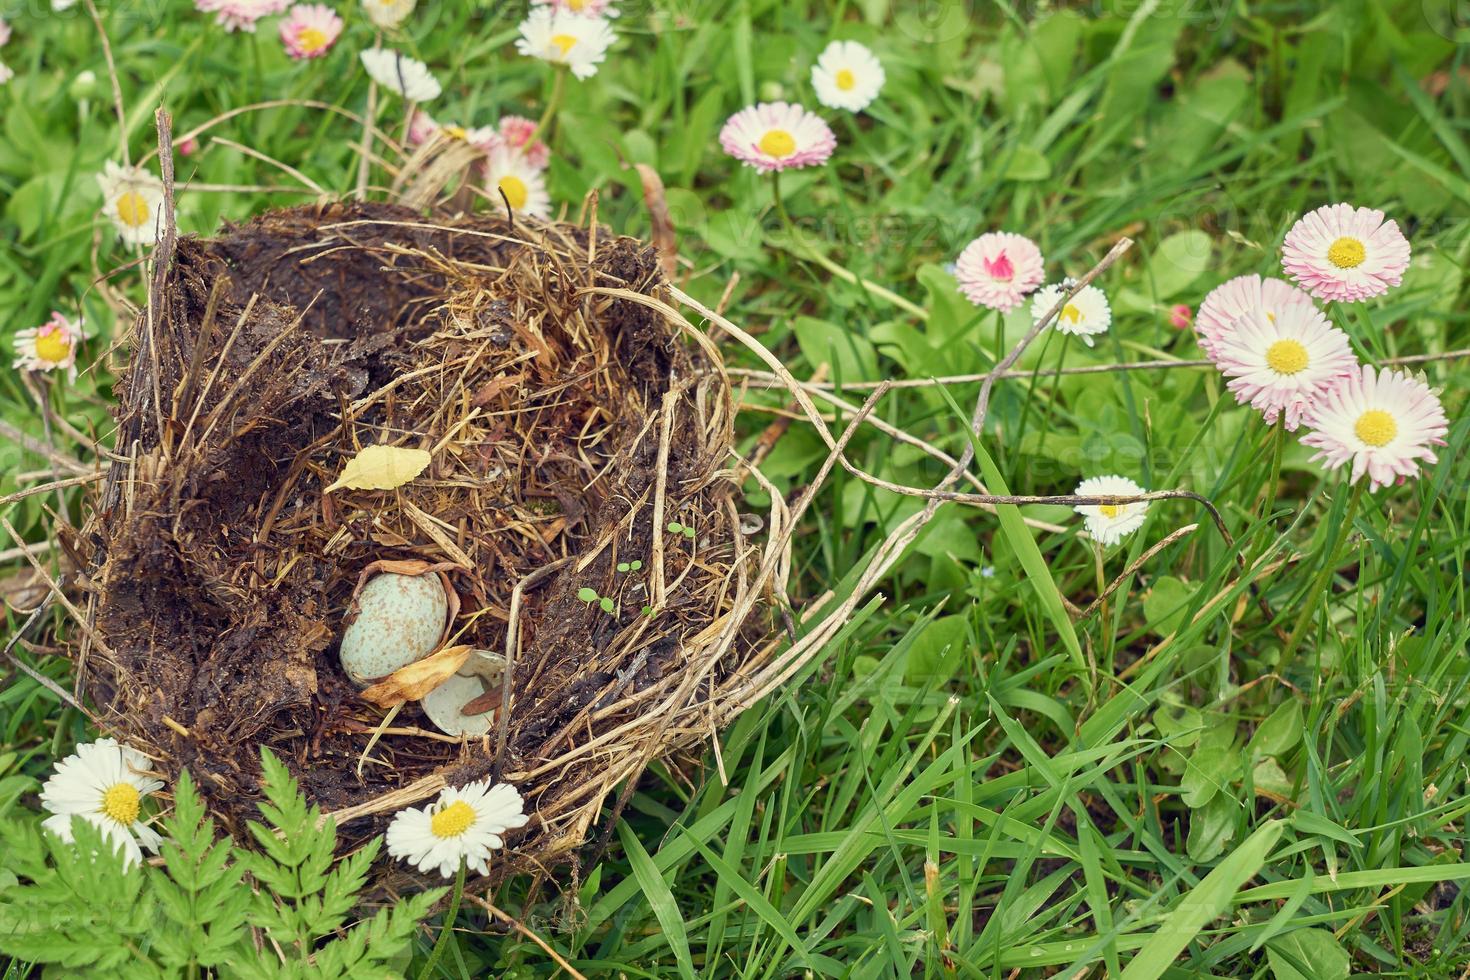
left=13, top=311, right=87, bottom=380
left=360, top=47, right=441, bottom=102
left=40, top=738, right=165, bottom=869
left=1211, top=303, right=1357, bottom=431
left=485, top=145, right=551, bottom=220
left=719, top=102, right=837, bottom=173
left=1031, top=279, right=1112, bottom=346
left=96, top=160, right=165, bottom=247
left=361, top=0, right=415, bottom=29
left=1282, top=203, right=1411, bottom=303
left=1300, top=365, right=1450, bottom=491
left=811, top=40, right=885, bottom=113
left=514, top=8, right=615, bottom=80
left=1074, top=475, right=1149, bottom=546
left=385, top=780, right=529, bottom=878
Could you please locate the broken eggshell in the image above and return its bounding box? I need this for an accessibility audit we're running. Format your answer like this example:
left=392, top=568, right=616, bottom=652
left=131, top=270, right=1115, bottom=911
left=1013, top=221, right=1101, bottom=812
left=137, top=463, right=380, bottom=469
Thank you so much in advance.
left=339, top=572, right=450, bottom=686
left=421, top=672, right=495, bottom=737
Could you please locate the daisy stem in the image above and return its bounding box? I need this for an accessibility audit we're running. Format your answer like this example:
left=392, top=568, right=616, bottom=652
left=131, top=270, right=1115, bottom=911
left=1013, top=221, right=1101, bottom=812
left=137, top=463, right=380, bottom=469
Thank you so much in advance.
left=1259, top=418, right=1286, bottom=530
left=417, top=859, right=466, bottom=980
left=530, top=67, right=567, bottom=147
left=768, top=175, right=927, bottom=320
left=1279, top=480, right=1365, bottom=663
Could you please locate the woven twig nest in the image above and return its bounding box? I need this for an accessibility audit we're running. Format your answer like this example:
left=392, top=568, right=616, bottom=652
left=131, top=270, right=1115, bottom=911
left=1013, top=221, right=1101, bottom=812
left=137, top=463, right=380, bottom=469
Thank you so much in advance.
left=73, top=200, right=775, bottom=885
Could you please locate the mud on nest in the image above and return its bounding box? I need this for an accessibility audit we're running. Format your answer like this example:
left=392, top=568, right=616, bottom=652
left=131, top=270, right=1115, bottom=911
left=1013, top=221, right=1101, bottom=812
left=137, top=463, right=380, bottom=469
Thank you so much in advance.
left=71, top=200, right=776, bottom=886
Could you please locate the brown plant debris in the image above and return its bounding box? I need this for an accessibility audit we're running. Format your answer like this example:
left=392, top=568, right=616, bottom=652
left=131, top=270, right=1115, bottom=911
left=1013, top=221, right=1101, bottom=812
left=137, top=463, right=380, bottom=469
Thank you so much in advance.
left=73, top=200, right=775, bottom=886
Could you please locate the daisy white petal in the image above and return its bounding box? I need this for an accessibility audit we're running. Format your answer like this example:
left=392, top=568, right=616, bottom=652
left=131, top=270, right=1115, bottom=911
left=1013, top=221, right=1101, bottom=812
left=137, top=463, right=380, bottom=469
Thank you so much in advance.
left=1031, top=279, right=1111, bottom=346
left=720, top=102, right=836, bottom=173
left=1195, top=274, right=1315, bottom=358
left=360, top=47, right=441, bottom=101
left=531, top=0, right=620, bottom=16
left=96, top=161, right=165, bottom=247
left=0, top=60, right=10, bottom=86
left=0, top=18, right=11, bottom=47
left=194, top=0, right=290, bottom=32
left=1073, top=475, right=1149, bottom=546
left=361, top=0, right=415, bottom=29
left=811, top=40, right=885, bottom=113
left=1300, top=365, right=1449, bottom=490
left=279, top=4, right=342, bottom=60
left=38, top=738, right=165, bottom=869
left=1211, top=303, right=1357, bottom=431
left=13, top=311, right=87, bottom=380
left=1282, top=203, right=1411, bottom=303
left=954, top=232, right=1045, bottom=312
left=515, top=8, right=615, bottom=80
left=486, top=146, right=551, bottom=219
left=386, top=780, right=529, bottom=879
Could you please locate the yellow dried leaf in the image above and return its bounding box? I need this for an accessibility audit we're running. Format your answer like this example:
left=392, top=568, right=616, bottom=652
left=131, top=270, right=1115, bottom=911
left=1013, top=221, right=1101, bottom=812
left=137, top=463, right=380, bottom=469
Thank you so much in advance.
left=324, top=445, right=431, bottom=493
left=360, top=644, right=472, bottom=708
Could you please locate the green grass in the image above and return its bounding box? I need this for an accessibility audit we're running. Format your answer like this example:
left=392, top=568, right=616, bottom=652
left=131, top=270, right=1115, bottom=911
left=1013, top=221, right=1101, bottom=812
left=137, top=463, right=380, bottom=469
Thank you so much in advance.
left=3, top=0, right=1470, bottom=975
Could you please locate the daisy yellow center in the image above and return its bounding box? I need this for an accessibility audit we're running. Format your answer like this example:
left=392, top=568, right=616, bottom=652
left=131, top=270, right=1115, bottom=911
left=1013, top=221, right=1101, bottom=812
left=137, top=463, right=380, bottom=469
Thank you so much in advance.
left=115, top=190, right=151, bottom=228
left=550, top=34, right=578, bottom=56
left=100, top=783, right=141, bottom=825
left=759, top=129, right=797, bottom=158
left=1327, top=236, right=1366, bottom=269
left=443, top=125, right=468, bottom=140
left=835, top=68, right=856, bottom=91
left=297, top=26, right=328, bottom=53
left=1061, top=303, right=1082, bottom=325
left=1099, top=504, right=1122, bottom=519
left=1354, top=409, right=1397, bottom=447
left=1265, top=338, right=1309, bottom=375
left=567, top=0, right=587, bottom=8
left=430, top=800, right=476, bottom=838
left=498, top=175, right=529, bottom=210
left=34, top=331, right=73, bottom=363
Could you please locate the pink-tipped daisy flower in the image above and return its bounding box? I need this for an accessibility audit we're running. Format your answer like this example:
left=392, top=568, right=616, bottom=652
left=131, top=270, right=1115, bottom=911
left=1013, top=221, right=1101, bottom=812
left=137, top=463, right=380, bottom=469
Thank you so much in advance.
left=1212, top=303, right=1358, bottom=431
left=1281, top=203, right=1411, bottom=303
left=13, top=311, right=87, bottom=380
left=279, top=4, right=342, bottom=60
left=498, top=115, right=550, bottom=170
left=954, top=232, right=1045, bottom=312
left=1300, top=365, right=1449, bottom=490
left=1168, top=304, right=1192, bottom=330
left=194, top=0, right=290, bottom=32
left=1194, top=274, right=1315, bottom=358
left=719, top=102, right=836, bottom=174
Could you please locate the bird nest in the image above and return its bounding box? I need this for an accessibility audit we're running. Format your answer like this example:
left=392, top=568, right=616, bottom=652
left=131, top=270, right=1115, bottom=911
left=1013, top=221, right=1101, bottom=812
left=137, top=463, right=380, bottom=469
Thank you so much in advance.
left=71, top=200, right=776, bottom=886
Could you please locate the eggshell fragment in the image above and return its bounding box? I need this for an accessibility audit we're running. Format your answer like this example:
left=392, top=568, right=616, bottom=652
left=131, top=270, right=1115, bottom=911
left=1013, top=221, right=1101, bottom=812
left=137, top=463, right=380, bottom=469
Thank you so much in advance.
left=421, top=672, right=495, bottom=737
left=339, top=572, right=449, bottom=686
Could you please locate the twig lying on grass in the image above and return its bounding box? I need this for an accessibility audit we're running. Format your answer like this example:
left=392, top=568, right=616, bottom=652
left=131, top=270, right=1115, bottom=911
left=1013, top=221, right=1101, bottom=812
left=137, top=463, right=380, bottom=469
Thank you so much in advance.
left=1073, top=523, right=1200, bottom=620
left=729, top=346, right=1470, bottom=390
left=1, top=593, right=95, bottom=718
left=461, top=894, right=589, bottom=980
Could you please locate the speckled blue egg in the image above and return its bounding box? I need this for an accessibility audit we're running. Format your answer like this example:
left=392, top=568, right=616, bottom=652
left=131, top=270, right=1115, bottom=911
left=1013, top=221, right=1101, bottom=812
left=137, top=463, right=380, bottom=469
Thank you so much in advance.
left=339, top=573, right=449, bottom=686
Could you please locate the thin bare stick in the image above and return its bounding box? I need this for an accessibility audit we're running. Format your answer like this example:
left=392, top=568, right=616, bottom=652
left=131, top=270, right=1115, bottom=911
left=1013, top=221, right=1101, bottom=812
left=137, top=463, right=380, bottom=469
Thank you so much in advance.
left=1078, top=523, right=1199, bottom=620
left=0, top=518, right=114, bottom=659
left=210, top=138, right=329, bottom=196
left=0, top=474, right=104, bottom=508
left=83, top=0, right=128, bottom=166
left=492, top=557, right=574, bottom=782
left=1, top=594, right=93, bottom=717
left=462, top=895, right=590, bottom=980
left=729, top=346, right=1470, bottom=391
